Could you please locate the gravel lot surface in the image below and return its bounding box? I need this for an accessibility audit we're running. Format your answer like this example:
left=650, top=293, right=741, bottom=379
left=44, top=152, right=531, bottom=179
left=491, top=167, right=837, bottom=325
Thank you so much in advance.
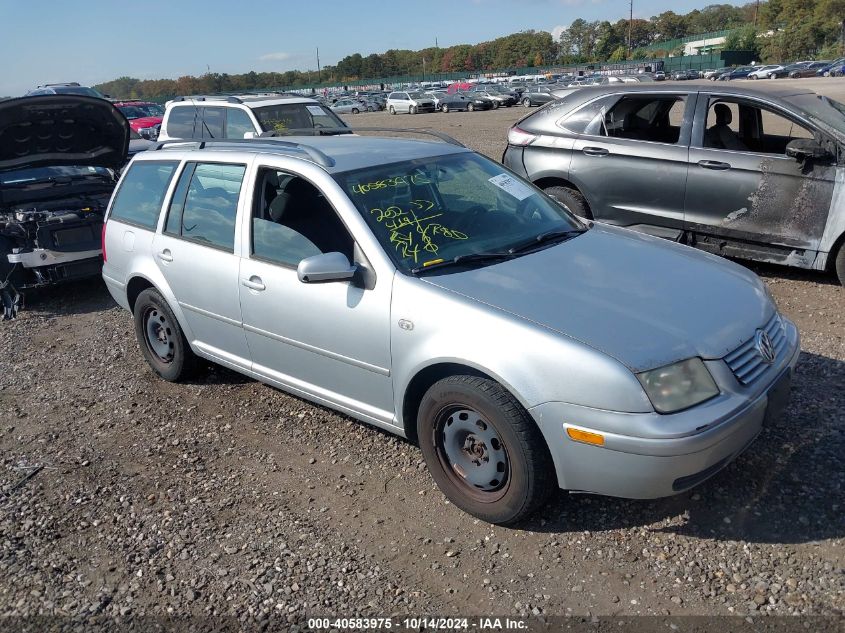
left=1, top=80, right=843, bottom=629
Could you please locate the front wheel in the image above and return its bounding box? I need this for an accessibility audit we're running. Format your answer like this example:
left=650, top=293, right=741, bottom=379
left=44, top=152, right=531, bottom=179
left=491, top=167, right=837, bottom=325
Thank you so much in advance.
left=351, top=108, right=359, bottom=114
left=133, top=288, right=198, bottom=382
left=409, top=105, right=417, bottom=114
left=389, top=106, right=396, bottom=115
left=543, top=185, right=592, bottom=220
left=441, top=103, right=449, bottom=113
left=417, top=375, right=555, bottom=525
left=468, top=103, right=475, bottom=112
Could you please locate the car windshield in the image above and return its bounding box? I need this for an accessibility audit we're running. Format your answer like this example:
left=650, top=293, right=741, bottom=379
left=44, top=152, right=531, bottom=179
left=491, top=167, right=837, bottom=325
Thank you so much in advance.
left=408, top=92, right=426, bottom=99
left=252, top=103, right=347, bottom=133
left=334, top=152, right=584, bottom=273
left=0, top=165, right=112, bottom=185
left=118, top=106, right=147, bottom=119
left=138, top=104, right=164, bottom=116
left=788, top=93, right=845, bottom=136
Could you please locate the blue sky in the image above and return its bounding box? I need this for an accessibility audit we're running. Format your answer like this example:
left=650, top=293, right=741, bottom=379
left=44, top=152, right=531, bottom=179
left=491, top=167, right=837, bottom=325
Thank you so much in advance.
left=0, top=0, right=747, bottom=96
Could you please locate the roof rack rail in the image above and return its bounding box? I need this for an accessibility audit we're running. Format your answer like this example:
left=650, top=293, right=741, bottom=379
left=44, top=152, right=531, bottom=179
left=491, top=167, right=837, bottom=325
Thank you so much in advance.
left=171, top=95, right=244, bottom=104
left=149, top=138, right=335, bottom=168
left=348, top=127, right=465, bottom=147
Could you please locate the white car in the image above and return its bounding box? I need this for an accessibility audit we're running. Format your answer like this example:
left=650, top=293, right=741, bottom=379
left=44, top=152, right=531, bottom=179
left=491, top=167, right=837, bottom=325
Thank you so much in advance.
left=158, top=94, right=347, bottom=141
left=386, top=91, right=436, bottom=115
left=747, top=65, right=783, bottom=80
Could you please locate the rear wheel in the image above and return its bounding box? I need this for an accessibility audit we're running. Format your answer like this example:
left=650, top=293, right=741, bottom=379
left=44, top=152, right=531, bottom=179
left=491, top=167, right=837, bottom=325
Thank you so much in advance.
left=409, top=105, right=417, bottom=114
left=351, top=108, right=359, bottom=114
left=133, top=288, right=197, bottom=382
left=417, top=375, right=555, bottom=525
left=522, top=97, right=531, bottom=107
left=543, top=185, right=592, bottom=220
left=441, top=103, right=449, bottom=113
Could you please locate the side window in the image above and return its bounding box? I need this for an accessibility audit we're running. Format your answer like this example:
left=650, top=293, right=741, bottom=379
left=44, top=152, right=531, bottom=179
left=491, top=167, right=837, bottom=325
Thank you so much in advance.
left=226, top=108, right=255, bottom=139
left=165, top=163, right=246, bottom=250
left=164, top=107, right=196, bottom=138
left=200, top=107, right=225, bottom=139
left=250, top=168, right=354, bottom=267
left=109, top=161, right=178, bottom=229
left=600, top=96, right=687, bottom=144
left=559, top=96, right=615, bottom=135
left=704, top=99, right=815, bottom=154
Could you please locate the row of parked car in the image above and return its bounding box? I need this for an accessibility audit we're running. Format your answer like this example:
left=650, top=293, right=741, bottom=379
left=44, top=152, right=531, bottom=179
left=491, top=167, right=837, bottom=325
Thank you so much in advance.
left=702, top=58, right=845, bottom=80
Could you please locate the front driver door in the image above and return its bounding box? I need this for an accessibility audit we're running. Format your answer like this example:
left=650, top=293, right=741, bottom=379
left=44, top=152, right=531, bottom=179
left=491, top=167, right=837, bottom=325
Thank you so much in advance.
left=685, top=94, right=836, bottom=264
left=237, top=164, right=394, bottom=425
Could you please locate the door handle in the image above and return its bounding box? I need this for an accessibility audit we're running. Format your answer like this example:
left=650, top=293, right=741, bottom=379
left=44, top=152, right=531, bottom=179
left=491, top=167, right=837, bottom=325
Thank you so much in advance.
left=697, top=160, right=731, bottom=170
left=241, top=276, right=265, bottom=291
left=158, top=249, right=173, bottom=263
left=582, top=146, right=609, bottom=157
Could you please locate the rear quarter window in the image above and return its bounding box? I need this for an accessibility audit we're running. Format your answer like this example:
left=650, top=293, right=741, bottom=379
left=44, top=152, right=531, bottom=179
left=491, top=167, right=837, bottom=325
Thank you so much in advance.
left=108, top=161, right=179, bottom=230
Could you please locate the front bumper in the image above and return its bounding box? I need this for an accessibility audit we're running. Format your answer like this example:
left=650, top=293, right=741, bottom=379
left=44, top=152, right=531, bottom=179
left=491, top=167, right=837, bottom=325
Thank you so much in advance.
left=6, top=249, right=103, bottom=287
left=530, top=317, right=800, bottom=499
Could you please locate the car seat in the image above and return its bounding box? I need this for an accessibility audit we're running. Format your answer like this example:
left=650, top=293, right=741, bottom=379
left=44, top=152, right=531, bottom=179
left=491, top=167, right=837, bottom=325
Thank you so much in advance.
left=706, top=104, right=747, bottom=151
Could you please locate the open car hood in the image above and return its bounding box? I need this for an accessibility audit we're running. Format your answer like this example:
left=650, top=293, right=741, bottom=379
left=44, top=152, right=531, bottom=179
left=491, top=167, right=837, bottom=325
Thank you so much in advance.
left=0, top=95, right=129, bottom=172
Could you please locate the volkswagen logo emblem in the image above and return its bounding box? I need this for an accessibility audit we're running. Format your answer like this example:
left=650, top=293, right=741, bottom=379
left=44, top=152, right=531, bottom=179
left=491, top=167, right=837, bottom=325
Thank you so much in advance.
left=755, top=330, right=776, bottom=365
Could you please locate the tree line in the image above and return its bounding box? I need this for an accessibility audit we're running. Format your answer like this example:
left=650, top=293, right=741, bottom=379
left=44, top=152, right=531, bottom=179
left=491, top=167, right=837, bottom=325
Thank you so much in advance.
left=95, top=1, right=845, bottom=100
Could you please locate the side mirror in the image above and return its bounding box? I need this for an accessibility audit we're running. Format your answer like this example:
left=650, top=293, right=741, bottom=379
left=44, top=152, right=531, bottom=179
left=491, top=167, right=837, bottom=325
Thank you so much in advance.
left=786, top=138, right=830, bottom=161
left=244, top=131, right=258, bottom=139
left=297, top=252, right=357, bottom=284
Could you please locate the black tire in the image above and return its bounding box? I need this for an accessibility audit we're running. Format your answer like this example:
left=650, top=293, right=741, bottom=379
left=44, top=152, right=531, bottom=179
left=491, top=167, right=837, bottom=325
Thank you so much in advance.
left=834, top=243, right=845, bottom=286
left=543, top=185, right=593, bottom=220
left=468, top=103, right=475, bottom=112
left=351, top=108, right=359, bottom=114
left=417, top=375, right=555, bottom=525
left=441, top=103, right=449, bottom=113
left=133, top=288, right=198, bottom=382
left=389, top=106, right=396, bottom=115
left=522, top=97, right=531, bottom=107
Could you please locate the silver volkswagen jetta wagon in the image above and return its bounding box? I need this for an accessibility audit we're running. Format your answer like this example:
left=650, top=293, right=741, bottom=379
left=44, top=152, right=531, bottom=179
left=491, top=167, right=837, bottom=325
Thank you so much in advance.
left=102, top=133, right=799, bottom=524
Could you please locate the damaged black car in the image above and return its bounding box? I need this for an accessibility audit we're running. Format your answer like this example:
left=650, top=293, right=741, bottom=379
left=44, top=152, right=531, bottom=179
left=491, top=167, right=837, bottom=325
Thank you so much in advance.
left=0, top=95, right=128, bottom=318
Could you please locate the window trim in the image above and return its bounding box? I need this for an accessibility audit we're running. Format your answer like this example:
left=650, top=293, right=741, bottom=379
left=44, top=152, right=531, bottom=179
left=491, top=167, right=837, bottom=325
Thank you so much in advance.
left=692, top=93, right=824, bottom=156
left=160, top=160, right=247, bottom=254
left=106, top=159, right=180, bottom=231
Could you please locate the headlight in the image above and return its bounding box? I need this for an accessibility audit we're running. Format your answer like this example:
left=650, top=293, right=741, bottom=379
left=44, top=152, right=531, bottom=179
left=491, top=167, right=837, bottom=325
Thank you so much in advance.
left=637, top=358, right=719, bottom=414
left=474, top=100, right=484, bottom=104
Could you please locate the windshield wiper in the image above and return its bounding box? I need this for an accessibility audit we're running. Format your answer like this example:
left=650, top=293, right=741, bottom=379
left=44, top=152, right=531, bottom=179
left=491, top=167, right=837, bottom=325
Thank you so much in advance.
left=410, top=251, right=512, bottom=274
left=506, top=228, right=586, bottom=255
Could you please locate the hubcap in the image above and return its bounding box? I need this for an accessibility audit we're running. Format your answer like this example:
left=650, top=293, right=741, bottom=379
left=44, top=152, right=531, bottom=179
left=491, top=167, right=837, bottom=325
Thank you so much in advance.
left=144, top=308, right=175, bottom=363
left=437, top=408, right=508, bottom=495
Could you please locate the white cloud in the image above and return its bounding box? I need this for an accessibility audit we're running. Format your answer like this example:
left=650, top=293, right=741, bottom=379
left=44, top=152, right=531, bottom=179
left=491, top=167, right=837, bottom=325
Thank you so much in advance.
left=258, top=52, right=293, bottom=62
left=551, top=24, right=567, bottom=41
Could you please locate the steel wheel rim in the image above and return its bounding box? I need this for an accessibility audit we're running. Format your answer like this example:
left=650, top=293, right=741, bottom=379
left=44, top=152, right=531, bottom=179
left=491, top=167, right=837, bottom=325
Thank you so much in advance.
left=143, top=307, right=175, bottom=363
left=434, top=406, right=510, bottom=502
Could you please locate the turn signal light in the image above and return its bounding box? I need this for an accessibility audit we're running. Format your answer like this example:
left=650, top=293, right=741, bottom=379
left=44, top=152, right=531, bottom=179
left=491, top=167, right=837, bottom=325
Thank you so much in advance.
left=566, top=427, right=605, bottom=446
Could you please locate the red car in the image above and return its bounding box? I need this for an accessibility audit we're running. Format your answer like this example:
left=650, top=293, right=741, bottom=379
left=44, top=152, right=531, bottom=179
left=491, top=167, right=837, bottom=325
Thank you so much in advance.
left=113, top=101, right=164, bottom=139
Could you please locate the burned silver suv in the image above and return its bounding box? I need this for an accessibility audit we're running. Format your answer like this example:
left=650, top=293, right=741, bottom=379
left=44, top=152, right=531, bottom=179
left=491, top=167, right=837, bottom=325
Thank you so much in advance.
left=0, top=95, right=128, bottom=318
left=503, top=83, right=845, bottom=285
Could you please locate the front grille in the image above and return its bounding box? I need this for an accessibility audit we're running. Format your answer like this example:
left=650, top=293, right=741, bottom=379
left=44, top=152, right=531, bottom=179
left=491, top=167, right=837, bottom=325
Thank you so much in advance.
left=724, top=312, right=787, bottom=386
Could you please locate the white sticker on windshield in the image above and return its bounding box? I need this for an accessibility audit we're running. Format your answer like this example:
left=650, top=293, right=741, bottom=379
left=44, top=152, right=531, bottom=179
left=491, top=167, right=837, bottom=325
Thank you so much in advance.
left=488, top=173, right=534, bottom=200
left=306, top=105, right=326, bottom=116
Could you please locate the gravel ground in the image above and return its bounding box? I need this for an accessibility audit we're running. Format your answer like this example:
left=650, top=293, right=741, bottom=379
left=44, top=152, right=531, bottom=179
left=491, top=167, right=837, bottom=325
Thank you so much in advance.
left=1, top=92, right=843, bottom=629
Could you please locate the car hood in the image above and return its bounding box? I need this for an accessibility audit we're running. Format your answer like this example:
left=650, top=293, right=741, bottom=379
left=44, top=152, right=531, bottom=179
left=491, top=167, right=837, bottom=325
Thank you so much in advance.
left=0, top=95, right=129, bottom=172
left=128, top=116, right=162, bottom=129
left=422, top=224, right=772, bottom=372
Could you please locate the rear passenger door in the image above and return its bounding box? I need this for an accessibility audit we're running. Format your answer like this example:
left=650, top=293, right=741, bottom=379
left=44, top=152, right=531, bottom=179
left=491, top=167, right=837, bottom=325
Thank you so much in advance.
left=568, top=92, right=695, bottom=237
left=152, top=161, right=251, bottom=369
